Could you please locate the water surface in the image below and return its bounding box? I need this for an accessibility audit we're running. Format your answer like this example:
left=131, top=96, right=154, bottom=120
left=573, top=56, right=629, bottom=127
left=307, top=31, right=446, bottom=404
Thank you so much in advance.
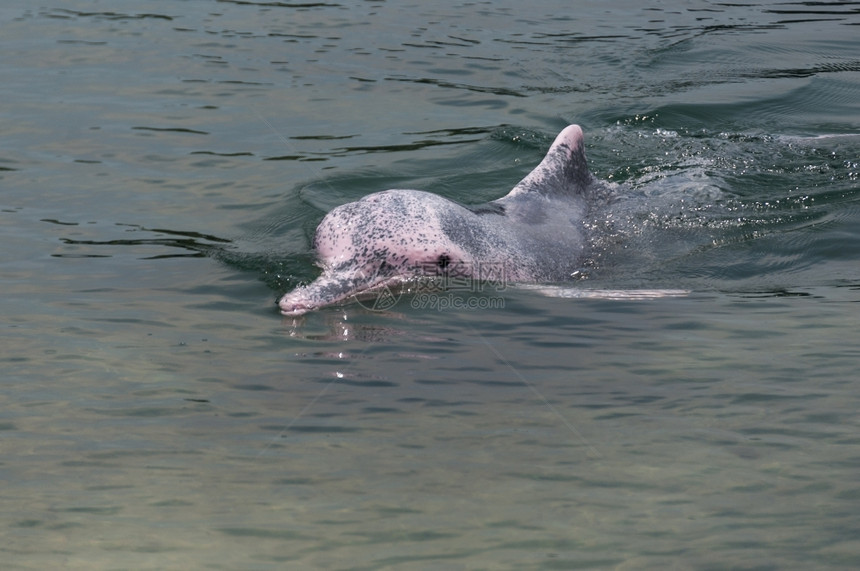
left=2, top=1, right=859, bottom=568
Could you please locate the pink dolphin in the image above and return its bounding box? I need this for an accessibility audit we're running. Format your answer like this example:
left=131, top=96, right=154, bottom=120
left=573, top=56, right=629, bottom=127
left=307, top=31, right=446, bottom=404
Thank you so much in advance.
left=279, top=125, right=608, bottom=315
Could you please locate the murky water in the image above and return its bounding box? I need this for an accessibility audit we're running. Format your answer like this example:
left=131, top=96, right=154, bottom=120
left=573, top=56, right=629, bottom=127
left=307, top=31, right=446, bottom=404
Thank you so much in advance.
left=2, top=1, right=859, bottom=568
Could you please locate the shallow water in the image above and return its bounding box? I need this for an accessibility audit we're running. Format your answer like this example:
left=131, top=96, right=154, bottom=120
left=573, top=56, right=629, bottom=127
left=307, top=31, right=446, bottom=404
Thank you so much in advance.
left=2, top=1, right=860, bottom=569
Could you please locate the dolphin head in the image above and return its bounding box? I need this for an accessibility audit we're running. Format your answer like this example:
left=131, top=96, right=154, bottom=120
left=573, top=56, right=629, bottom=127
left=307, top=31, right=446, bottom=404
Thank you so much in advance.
left=278, top=190, right=479, bottom=316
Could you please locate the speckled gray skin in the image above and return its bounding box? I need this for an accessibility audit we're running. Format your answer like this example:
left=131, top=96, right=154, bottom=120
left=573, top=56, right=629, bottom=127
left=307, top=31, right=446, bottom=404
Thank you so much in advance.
left=279, top=124, right=608, bottom=315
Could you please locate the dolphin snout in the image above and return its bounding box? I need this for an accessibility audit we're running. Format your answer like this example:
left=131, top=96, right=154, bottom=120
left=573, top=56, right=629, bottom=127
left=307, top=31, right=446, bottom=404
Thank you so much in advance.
left=278, top=294, right=314, bottom=316
left=278, top=275, right=357, bottom=316
left=277, top=270, right=407, bottom=316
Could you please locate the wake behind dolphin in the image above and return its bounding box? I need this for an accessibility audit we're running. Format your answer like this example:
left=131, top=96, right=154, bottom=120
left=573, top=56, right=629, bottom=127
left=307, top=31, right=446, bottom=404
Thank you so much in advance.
left=279, top=125, right=612, bottom=316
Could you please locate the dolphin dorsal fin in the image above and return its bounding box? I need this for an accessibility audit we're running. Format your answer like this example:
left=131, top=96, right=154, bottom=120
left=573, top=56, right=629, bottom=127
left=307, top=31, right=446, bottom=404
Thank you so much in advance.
left=507, top=125, right=594, bottom=198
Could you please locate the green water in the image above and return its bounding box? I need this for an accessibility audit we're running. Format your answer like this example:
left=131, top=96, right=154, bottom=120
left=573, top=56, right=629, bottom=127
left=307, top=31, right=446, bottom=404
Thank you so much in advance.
left=1, top=1, right=859, bottom=568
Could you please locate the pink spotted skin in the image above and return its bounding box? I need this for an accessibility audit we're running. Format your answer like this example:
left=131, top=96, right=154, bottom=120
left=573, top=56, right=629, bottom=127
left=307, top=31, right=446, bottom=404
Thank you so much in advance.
left=279, top=125, right=609, bottom=316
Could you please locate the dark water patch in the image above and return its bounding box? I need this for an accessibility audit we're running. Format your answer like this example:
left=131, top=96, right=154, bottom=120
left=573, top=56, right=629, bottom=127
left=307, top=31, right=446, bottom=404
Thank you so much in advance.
left=233, top=384, right=276, bottom=391
left=372, top=505, right=423, bottom=516
left=533, top=32, right=630, bottom=44
left=466, top=378, right=529, bottom=388
left=49, top=9, right=173, bottom=21
left=274, top=477, right=315, bottom=485
left=505, top=471, right=584, bottom=483
left=283, top=425, right=360, bottom=433
left=263, top=154, right=307, bottom=161
left=398, top=397, right=479, bottom=408
left=756, top=60, right=860, bottom=79
left=59, top=506, right=122, bottom=515
left=57, top=225, right=233, bottom=261
left=289, top=134, right=357, bottom=141
left=89, top=450, right=204, bottom=460
left=370, top=551, right=479, bottom=568
left=405, top=125, right=496, bottom=137
left=132, top=126, right=209, bottom=136
left=348, top=529, right=459, bottom=542
left=86, top=407, right=192, bottom=418
left=218, top=527, right=309, bottom=540
left=385, top=76, right=526, bottom=98
left=764, top=4, right=860, bottom=17
left=730, top=393, right=819, bottom=404
left=56, top=39, right=107, bottom=46
left=331, top=378, right=398, bottom=388
left=331, top=137, right=483, bottom=155
left=730, top=289, right=817, bottom=299
left=61, top=460, right=119, bottom=468
left=41, top=218, right=79, bottom=226
left=189, top=151, right=254, bottom=157
left=151, top=499, right=195, bottom=507
left=83, top=317, right=175, bottom=327
left=217, top=79, right=274, bottom=86
left=413, top=379, right=458, bottom=386
left=739, top=426, right=837, bottom=440
left=835, top=488, right=860, bottom=500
